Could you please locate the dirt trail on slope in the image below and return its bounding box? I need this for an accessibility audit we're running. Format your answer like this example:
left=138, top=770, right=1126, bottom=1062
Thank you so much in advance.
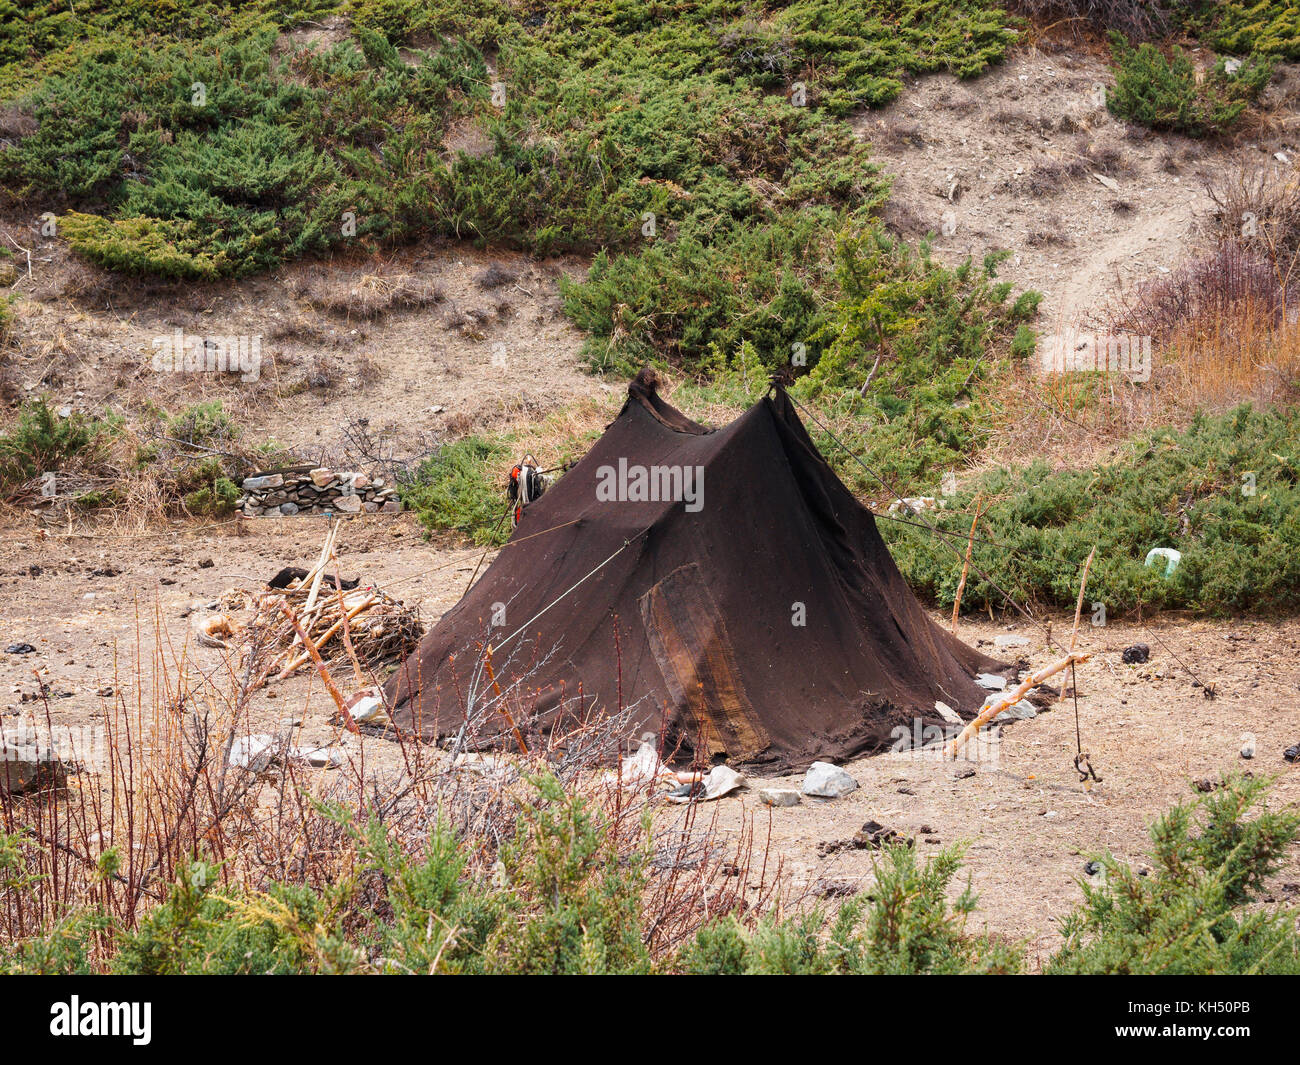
left=857, top=44, right=1300, bottom=328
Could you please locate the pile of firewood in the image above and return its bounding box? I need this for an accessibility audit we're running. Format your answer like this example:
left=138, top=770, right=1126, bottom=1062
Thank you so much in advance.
left=242, top=522, right=423, bottom=687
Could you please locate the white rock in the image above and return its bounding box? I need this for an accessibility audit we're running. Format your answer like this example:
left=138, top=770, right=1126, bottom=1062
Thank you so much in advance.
left=802, top=761, right=858, bottom=798
left=994, top=634, right=1030, bottom=649
left=759, top=788, right=801, bottom=807
left=293, top=745, right=344, bottom=769
left=229, top=734, right=280, bottom=772
left=242, top=474, right=284, bottom=491
left=346, top=692, right=388, bottom=726
left=934, top=700, right=963, bottom=725
left=976, top=672, right=1007, bottom=690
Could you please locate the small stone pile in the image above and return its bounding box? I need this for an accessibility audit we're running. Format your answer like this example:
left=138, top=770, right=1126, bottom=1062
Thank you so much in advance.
left=238, top=468, right=402, bottom=517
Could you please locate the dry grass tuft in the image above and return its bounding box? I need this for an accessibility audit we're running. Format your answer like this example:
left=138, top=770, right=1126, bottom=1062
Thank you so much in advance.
left=290, top=264, right=445, bottom=321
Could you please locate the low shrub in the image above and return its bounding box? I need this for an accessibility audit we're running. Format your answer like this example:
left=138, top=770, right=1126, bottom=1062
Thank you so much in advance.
left=400, top=434, right=513, bottom=545
left=1049, top=773, right=1300, bottom=974
left=5, top=773, right=1294, bottom=974
left=1106, top=31, right=1273, bottom=136
left=799, top=227, right=1040, bottom=489
left=0, top=396, right=115, bottom=499
left=886, top=405, right=1300, bottom=617
left=676, top=842, right=1022, bottom=974
left=1180, top=1, right=1300, bottom=60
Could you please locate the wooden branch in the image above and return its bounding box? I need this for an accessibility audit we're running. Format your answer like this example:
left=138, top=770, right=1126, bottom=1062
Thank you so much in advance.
left=291, top=521, right=338, bottom=648
left=335, top=559, right=367, bottom=690
left=1060, top=544, right=1097, bottom=704
left=484, top=645, right=528, bottom=754
left=946, top=652, right=1092, bottom=759
left=278, top=593, right=376, bottom=677
left=279, top=603, right=357, bottom=732
left=951, top=492, right=984, bottom=635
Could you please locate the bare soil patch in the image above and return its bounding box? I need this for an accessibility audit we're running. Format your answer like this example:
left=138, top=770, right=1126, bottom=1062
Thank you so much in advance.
left=2, top=520, right=1297, bottom=959
left=858, top=44, right=1300, bottom=328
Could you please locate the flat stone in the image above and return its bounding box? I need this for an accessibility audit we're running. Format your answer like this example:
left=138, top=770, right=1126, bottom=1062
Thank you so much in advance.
left=351, top=474, right=371, bottom=490
left=293, top=745, right=344, bottom=769
left=992, top=698, right=1037, bottom=723
left=333, top=494, right=362, bottom=514
left=759, top=788, right=801, bottom=807
left=229, top=734, right=279, bottom=772
left=802, top=761, right=858, bottom=798
left=363, top=501, right=379, bottom=513
left=242, top=474, right=283, bottom=491
left=279, top=502, right=300, bottom=515
left=934, top=700, right=963, bottom=725
left=310, top=468, right=335, bottom=488
left=976, top=673, right=1007, bottom=690
left=380, top=501, right=401, bottom=514
left=994, top=634, right=1029, bottom=649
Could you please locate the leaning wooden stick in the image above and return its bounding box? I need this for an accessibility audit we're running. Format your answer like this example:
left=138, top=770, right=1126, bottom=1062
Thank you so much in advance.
left=1060, top=544, right=1097, bottom=703
left=291, top=520, right=339, bottom=648
left=483, top=645, right=529, bottom=755
left=277, top=593, right=376, bottom=678
left=279, top=602, right=358, bottom=733
left=334, top=559, right=367, bottom=690
left=947, top=651, right=1092, bottom=759
left=951, top=493, right=984, bottom=635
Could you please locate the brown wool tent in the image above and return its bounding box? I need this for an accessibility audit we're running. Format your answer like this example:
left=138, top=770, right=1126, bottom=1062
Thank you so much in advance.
left=383, top=371, right=1005, bottom=768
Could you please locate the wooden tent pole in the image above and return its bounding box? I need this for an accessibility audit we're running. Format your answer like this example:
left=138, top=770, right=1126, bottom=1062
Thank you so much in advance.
left=946, top=652, right=1091, bottom=759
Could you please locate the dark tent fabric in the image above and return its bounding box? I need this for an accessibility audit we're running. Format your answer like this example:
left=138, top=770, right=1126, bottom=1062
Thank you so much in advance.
left=384, top=373, right=1004, bottom=768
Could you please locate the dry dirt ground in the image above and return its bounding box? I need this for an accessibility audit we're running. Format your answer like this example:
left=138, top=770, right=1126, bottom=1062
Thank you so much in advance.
left=860, top=42, right=1300, bottom=328
left=0, top=229, right=604, bottom=458
left=1, top=519, right=1297, bottom=960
